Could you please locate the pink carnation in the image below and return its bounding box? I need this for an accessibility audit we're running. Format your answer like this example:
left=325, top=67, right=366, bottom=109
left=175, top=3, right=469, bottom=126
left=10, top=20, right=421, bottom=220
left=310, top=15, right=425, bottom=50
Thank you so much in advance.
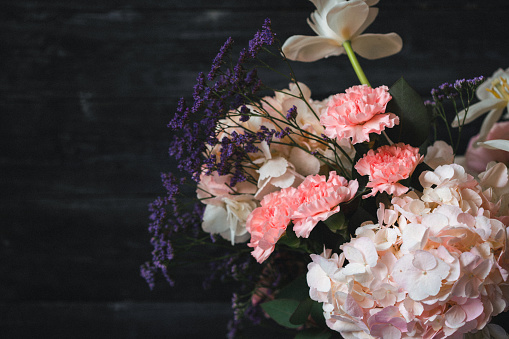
left=291, top=172, right=358, bottom=238
left=320, top=85, right=399, bottom=144
left=355, top=143, right=423, bottom=198
left=246, top=187, right=297, bottom=263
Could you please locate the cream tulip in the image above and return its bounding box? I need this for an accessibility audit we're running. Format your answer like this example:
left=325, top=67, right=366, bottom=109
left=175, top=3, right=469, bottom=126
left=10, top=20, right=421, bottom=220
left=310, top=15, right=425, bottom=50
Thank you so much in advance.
left=282, top=0, right=402, bottom=62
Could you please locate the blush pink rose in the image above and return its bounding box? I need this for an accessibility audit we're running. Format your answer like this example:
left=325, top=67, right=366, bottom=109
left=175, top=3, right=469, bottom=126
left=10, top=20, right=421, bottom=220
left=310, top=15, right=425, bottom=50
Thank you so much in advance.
left=245, top=187, right=297, bottom=263
left=320, top=85, right=399, bottom=144
left=291, top=172, right=358, bottom=238
left=355, top=143, right=423, bottom=198
left=465, top=121, right=509, bottom=173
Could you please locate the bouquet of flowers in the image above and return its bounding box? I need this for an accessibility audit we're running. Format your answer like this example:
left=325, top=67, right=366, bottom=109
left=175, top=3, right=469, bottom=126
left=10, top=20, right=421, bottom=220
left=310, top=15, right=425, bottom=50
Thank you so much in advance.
left=142, top=0, right=509, bottom=338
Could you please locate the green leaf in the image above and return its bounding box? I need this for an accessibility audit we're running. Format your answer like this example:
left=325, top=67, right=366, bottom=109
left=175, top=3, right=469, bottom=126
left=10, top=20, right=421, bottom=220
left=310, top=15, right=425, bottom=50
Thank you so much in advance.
left=323, top=212, right=346, bottom=231
left=277, top=274, right=309, bottom=301
left=410, top=161, right=433, bottom=192
left=309, top=300, right=325, bottom=323
left=295, top=328, right=332, bottom=339
left=290, top=298, right=314, bottom=325
left=385, top=77, right=431, bottom=147
left=261, top=299, right=301, bottom=329
left=279, top=226, right=301, bottom=248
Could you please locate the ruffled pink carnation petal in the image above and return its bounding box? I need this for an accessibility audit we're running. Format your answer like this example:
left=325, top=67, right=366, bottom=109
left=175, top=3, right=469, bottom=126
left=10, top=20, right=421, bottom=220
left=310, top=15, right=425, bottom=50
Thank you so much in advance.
left=245, top=187, right=297, bottom=263
left=355, top=143, right=423, bottom=198
left=320, top=84, right=399, bottom=144
left=291, top=171, right=358, bottom=238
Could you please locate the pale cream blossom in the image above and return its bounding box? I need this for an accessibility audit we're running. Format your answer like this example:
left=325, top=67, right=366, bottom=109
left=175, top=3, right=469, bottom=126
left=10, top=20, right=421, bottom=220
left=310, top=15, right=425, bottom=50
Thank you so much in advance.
left=424, top=140, right=455, bottom=169
left=201, top=195, right=258, bottom=244
left=282, top=0, right=402, bottom=62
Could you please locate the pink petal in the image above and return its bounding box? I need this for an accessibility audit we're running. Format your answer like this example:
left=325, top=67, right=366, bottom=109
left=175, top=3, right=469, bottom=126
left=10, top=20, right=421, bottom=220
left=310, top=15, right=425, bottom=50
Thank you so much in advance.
left=412, top=251, right=438, bottom=271
left=445, top=305, right=466, bottom=328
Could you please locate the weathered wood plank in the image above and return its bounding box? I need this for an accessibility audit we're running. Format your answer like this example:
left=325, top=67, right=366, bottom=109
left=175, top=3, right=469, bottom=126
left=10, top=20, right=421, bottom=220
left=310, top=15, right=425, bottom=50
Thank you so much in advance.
left=3, top=0, right=509, bottom=11
left=1, top=6, right=508, bottom=103
left=0, top=302, right=234, bottom=338
left=0, top=302, right=508, bottom=338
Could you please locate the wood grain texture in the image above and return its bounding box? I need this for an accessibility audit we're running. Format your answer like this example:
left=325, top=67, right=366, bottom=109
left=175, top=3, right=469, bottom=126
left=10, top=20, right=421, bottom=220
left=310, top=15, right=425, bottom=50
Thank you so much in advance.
left=2, top=0, right=509, bottom=336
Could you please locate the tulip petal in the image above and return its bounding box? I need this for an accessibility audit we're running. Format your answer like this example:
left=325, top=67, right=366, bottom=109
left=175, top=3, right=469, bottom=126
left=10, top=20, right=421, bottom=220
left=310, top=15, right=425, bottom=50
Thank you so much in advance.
left=282, top=35, right=344, bottom=62
left=477, top=107, right=505, bottom=143
left=351, top=33, right=403, bottom=60
left=352, top=7, right=379, bottom=37
left=326, top=0, right=369, bottom=41
left=478, top=139, right=509, bottom=152
left=309, top=0, right=333, bottom=14
left=451, top=98, right=504, bottom=127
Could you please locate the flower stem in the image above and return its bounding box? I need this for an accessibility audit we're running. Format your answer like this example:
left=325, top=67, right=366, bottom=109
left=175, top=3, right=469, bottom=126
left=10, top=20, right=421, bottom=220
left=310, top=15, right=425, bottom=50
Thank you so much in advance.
left=343, top=40, right=371, bottom=87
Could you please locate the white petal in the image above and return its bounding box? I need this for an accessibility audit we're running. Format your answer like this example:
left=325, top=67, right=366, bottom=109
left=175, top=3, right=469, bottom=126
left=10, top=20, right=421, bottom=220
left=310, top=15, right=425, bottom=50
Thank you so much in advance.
left=326, top=1, right=369, bottom=41
left=352, top=7, right=378, bottom=37
left=257, top=157, right=288, bottom=181
left=258, top=140, right=271, bottom=159
left=476, top=68, right=506, bottom=100
left=270, top=171, right=295, bottom=188
left=350, top=33, right=403, bottom=60
left=478, top=139, right=509, bottom=152
left=202, top=204, right=228, bottom=234
left=342, top=262, right=367, bottom=276
left=476, top=107, right=506, bottom=143
left=282, top=35, right=344, bottom=62
left=451, top=98, right=504, bottom=127
left=308, top=0, right=328, bottom=13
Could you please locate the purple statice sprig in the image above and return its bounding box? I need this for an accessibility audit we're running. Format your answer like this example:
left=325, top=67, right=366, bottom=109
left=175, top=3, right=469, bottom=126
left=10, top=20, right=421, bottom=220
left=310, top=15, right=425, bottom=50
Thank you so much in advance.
left=428, top=75, right=486, bottom=153
left=429, top=75, right=485, bottom=105
left=143, top=19, right=280, bottom=289
left=167, top=19, right=276, bottom=185
left=286, top=105, right=298, bottom=120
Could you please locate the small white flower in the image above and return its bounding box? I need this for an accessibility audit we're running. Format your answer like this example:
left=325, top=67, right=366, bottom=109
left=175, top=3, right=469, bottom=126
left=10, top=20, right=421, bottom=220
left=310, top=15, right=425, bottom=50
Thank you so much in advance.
left=282, top=0, right=402, bottom=62
left=202, top=195, right=257, bottom=244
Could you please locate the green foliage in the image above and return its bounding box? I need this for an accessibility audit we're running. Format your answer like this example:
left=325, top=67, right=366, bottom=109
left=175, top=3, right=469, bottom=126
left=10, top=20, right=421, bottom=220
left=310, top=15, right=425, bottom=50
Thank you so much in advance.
left=323, top=212, right=348, bottom=239
left=290, top=298, right=315, bottom=325
left=386, top=77, right=432, bottom=147
left=277, top=274, right=309, bottom=300
left=261, top=299, right=302, bottom=329
left=295, top=328, right=332, bottom=339
left=261, top=273, right=331, bottom=338
left=279, top=226, right=301, bottom=248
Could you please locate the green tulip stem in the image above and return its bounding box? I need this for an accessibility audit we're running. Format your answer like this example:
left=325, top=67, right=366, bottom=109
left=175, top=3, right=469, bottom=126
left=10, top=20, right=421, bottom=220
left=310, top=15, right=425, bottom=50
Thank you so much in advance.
left=343, top=40, right=371, bottom=87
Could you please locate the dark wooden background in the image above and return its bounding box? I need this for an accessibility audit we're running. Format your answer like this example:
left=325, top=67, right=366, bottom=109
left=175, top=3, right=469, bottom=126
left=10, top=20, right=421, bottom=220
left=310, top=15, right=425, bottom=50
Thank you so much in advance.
left=2, top=0, right=509, bottom=338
